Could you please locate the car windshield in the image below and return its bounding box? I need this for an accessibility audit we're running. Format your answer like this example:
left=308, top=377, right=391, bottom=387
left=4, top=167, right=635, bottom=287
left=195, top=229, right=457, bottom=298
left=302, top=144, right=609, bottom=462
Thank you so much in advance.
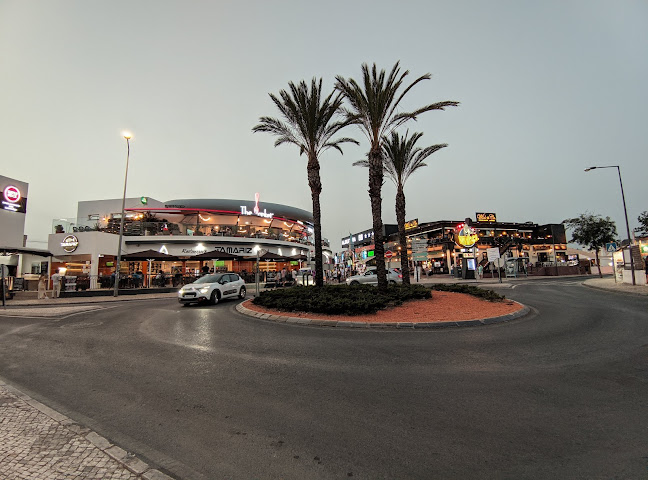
left=192, top=274, right=224, bottom=284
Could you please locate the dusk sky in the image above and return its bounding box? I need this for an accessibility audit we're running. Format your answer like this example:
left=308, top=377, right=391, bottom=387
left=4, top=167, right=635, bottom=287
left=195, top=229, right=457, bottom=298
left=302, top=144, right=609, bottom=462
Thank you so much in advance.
left=1, top=1, right=646, bottom=249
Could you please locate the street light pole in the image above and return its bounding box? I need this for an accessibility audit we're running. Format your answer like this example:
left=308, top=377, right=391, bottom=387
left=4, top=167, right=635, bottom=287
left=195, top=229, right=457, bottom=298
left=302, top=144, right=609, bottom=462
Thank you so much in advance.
left=584, top=165, right=635, bottom=285
left=113, top=132, right=132, bottom=297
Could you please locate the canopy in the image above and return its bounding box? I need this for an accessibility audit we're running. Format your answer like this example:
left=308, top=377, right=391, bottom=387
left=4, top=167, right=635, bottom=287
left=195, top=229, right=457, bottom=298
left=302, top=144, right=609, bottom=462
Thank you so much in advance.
left=121, top=249, right=179, bottom=261
left=289, top=254, right=308, bottom=261
left=190, top=250, right=240, bottom=260
left=245, top=251, right=290, bottom=262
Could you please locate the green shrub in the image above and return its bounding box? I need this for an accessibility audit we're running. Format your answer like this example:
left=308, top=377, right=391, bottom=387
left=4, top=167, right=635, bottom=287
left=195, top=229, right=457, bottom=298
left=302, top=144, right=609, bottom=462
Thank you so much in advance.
left=252, top=283, right=431, bottom=315
left=429, top=283, right=505, bottom=302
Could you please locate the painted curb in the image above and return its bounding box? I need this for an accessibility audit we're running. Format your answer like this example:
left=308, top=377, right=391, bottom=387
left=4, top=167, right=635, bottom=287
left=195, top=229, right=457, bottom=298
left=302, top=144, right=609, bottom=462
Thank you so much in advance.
left=236, top=300, right=530, bottom=329
left=0, top=379, right=176, bottom=480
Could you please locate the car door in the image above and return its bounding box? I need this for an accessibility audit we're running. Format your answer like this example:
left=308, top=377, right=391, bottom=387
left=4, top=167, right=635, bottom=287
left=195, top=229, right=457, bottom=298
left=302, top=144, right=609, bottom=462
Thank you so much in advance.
left=222, top=274, right=238, bottom=297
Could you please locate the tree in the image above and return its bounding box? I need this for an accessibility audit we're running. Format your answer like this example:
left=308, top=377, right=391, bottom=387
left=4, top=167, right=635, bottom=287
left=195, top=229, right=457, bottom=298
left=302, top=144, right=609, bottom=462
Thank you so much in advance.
left=563, top=214, right=617, bottom=278
left=636, top=211, right=648, bottom=237
left=253, top=78, right=358, bottom=287
left=336, top=62, right=459, bottom=290
left=354, top=131, right=447, bottom=284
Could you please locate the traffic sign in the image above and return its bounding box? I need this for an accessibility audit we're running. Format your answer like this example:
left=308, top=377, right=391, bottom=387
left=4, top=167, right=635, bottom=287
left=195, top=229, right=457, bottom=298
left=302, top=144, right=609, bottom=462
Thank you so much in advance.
left=605, top=242, right=618, bottom=253
left=385, top=250, right=394, bottom=259
left=487, top=247, right=500, bottom=262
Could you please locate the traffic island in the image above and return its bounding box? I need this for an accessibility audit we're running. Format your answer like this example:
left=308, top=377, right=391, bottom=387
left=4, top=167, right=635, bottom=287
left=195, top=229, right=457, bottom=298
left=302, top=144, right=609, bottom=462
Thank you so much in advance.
left=236, top=291, right=529, bottom=329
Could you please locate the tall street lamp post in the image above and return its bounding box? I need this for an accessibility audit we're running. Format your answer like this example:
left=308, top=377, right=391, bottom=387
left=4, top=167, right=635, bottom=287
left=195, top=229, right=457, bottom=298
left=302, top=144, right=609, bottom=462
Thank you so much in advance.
left=114, top=132, right=132, bottom=297
left=584, top=165, right=635, bottom=285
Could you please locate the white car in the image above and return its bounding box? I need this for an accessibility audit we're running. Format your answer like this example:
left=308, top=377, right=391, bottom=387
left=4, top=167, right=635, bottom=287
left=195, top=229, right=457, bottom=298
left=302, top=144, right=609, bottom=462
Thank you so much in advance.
left=178, top=272, right=246, bottom=305
left=346, top=267, right=403, bottom=286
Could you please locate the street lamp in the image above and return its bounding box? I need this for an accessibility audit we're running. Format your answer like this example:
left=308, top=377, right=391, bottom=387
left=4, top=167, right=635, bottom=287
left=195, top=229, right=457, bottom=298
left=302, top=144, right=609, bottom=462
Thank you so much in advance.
left=584, top=165, right=635, bottom=285
left=113, top=132, right=132, bottom=297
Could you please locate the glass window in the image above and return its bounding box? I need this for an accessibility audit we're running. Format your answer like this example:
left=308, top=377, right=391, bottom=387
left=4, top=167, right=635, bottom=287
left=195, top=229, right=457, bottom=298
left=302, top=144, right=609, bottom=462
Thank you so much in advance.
left=193, top=274, right=224, bottom=284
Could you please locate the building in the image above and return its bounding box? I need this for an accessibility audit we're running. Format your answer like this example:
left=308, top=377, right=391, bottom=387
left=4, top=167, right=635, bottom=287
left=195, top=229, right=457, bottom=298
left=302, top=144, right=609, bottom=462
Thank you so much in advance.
left=0, top=175, right=51, bottom=292
left=339, top=213, right=574, bottom=277
left=48, top=195, right=330, bottom=289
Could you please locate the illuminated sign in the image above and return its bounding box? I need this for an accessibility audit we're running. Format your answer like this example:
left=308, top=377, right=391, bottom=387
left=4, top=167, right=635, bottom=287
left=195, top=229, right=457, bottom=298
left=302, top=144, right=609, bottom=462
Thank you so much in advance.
left=476, top=212, right=497, bottom=223
left=405, top=219, right=419, bottom=230
left=455, top=223, right=479, bottom=248
left=140, top=196, right=148, bottom=205
left=2, top=185, right=27, bottom=213
left=241, top=192, right=273, bottom=219
left=60, top=235, right=79, bottom=253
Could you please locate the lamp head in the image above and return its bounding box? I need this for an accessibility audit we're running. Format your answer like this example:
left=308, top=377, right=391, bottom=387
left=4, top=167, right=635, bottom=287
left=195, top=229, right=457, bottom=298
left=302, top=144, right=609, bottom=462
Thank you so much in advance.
left=584, top=167, right=596, bottom=172
left=122, top=131, right=132, bottom=140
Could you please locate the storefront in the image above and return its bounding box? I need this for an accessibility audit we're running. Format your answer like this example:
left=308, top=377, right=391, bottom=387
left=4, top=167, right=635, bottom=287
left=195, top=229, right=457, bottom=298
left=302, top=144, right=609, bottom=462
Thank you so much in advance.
left=48, top=195, right=328, bottom=290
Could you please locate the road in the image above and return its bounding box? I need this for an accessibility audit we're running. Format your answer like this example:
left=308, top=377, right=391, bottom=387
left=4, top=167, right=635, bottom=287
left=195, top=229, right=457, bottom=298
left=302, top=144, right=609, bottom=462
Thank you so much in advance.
left=0, top=278, right=647, bottom=479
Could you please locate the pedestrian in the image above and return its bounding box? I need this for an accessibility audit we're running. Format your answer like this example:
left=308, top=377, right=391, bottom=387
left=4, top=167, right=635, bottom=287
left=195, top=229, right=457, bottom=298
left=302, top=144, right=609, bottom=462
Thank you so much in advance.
left=38, top=273, right=48, bottom=299
left=51, top=268, right=62, bottom=298
left=477, top=264, right=484, bottom=280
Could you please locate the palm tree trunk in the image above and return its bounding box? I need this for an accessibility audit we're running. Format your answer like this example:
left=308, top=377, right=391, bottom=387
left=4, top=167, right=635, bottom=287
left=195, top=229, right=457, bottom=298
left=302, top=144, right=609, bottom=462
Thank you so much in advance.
left=395, top=185, right=410, bottom=285
left=307, top=153, right=324, bottom=287
left=368, top=148, right=387, bottom=290
left=595, top=248, right=602, bottom=278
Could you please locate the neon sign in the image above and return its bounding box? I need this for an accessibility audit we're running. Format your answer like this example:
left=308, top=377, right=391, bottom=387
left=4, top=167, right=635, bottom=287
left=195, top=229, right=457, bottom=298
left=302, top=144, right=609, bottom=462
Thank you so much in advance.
left=455, top=223, right=479, bottom=248
left=2, top=185, right=26, bottom=213
left=241, top=192, right=274, bottom=219
left=60, top=235, right=79, bottom=253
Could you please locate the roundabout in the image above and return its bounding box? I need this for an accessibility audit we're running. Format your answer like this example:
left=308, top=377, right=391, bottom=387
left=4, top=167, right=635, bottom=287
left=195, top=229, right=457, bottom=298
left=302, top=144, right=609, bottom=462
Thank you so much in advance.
left=237, top=291, right=529, bottom=328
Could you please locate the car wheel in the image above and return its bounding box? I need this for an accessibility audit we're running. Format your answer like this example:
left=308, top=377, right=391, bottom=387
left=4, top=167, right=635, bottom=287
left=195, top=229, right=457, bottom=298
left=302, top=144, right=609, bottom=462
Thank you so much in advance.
left=238, top=286, right=246, bottom=299
left=350, top=280, right=360, bottom=286
left=210, top=290, right=220, bottom=305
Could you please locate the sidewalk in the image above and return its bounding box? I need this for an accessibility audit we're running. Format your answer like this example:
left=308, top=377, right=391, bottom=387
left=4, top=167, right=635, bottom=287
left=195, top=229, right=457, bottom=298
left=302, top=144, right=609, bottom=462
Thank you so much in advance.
left=583, top=276, right=648, bottom=296
left=0, top=380, right=174, bottom=480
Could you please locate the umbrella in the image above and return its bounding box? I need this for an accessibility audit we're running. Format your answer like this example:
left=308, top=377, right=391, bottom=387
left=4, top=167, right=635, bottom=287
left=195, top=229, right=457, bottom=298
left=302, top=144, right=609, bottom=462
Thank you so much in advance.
left=245, top=251, right=290, bottom=262
left=191, top=250, right=240, bottom=260
left=121, top=249, right=179, bottom=261
left=289, top=254, right=308, bottom=261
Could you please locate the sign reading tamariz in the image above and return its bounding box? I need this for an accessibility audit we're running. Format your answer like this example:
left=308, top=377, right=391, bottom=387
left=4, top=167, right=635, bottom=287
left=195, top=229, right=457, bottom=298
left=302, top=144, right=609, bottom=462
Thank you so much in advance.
left=2, top=185, right=27, bottom=214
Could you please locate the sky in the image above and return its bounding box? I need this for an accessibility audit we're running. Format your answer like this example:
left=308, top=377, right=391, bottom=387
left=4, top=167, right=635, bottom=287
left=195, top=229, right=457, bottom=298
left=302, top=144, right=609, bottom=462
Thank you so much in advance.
left=1, top=0, right=647, bottom=250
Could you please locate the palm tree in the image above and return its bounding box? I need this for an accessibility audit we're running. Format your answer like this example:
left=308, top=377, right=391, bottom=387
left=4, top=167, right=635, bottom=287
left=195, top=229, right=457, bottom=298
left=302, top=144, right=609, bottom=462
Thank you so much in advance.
left=336, top=62, right=459, bottom=290
left=354, top=131, right=447, bottom=285
left=253, top=78, right=358, bottom=287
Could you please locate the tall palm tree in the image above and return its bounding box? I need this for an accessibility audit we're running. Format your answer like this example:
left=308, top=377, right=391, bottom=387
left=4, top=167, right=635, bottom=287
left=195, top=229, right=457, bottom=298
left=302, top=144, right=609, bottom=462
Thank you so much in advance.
left=355, top=131, right=447, bottom=285
left=253, top=78, right=358, bottom=287
left=336, top=62, right=459, bottom=290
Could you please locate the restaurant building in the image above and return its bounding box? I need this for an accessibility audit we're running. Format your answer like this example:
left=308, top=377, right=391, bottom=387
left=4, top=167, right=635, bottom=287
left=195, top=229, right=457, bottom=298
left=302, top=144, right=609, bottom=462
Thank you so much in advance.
left=48, top=195, right=329, bottom=289
left=340, top=213, right=572, bottom=276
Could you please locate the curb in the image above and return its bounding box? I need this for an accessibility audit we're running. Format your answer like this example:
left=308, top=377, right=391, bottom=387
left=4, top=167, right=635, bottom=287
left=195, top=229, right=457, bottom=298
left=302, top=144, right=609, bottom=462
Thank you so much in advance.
left=236, top=300, right=530, bottom=329
left=0, top=378, right=176, bottom=480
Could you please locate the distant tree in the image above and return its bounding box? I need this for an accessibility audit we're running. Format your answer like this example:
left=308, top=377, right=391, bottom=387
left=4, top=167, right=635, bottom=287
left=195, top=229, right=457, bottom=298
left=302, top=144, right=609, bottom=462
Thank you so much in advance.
left=253, top=78, right=358, bottom=287
left=354, top=131, right=447, bottom=285
left=563, top=214, right=617, bottom=278
left=336, top=62, right=459, bottom=290
left=636, top=211, right=648, bottom=237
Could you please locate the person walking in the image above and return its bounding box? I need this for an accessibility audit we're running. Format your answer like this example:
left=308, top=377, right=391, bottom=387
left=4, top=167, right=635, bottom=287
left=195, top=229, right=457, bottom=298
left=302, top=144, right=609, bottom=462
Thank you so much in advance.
left=51, top=269, right=62, bottom=298
left=477, top=264, right=484, bottom=280
left=38, top=273, right=48, bottom=299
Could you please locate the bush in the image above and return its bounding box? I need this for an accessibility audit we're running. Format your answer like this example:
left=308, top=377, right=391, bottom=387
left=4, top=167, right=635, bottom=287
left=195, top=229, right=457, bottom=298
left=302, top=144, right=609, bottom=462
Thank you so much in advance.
left=252, top=283, right=431, bottom=316
left=429, top=283, right=505, bottom=302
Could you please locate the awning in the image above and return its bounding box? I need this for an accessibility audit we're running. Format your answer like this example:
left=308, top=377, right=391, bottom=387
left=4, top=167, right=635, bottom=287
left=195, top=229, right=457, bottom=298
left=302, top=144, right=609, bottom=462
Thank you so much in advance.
left=190, top=250, right=240, bottom=260
left=121, top=249, right=180, bottom=261
left=0, top=246, right=52, bottom=257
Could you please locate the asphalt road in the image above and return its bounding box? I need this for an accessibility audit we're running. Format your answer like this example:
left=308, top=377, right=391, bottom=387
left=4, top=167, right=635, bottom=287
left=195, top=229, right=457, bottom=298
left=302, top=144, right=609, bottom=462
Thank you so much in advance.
left=0, top=279, right=647, bottom=479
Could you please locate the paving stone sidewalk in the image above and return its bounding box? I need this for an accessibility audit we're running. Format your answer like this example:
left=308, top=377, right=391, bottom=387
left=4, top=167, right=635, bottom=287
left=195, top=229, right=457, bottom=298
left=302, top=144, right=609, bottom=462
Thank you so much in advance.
left=583, top=276, right=648, bottom=296
left=0, top=381, right=174, bottom=480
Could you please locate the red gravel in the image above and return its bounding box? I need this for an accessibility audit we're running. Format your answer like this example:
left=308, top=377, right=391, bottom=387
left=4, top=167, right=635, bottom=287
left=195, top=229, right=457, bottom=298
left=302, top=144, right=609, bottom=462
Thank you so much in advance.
left=242, top=291, right=523, bottom=323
